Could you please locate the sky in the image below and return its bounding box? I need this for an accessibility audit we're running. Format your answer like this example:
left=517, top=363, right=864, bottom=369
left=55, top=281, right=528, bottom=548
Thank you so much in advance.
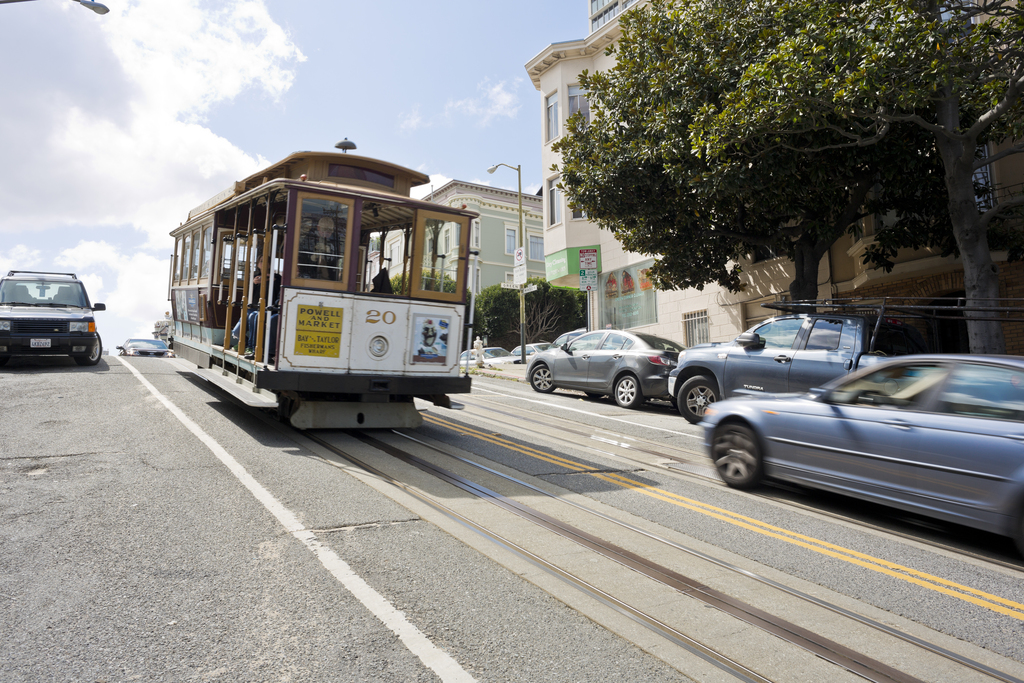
left=0, top=0, right=586, bottom=350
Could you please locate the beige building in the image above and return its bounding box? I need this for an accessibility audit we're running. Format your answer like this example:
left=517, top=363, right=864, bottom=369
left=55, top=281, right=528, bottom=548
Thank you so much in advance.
left=526, top=0, right=1024, bottom=353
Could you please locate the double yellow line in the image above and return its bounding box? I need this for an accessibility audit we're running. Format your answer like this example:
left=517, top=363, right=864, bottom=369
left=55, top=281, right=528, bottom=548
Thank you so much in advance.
left=424, top=413, right=1024, bottom=621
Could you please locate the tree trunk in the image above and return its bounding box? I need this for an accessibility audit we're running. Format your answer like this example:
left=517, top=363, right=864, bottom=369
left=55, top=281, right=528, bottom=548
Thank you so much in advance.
left=934, top=97, right=1006, bottom=355
left=789, top=235, right=827, bottom=304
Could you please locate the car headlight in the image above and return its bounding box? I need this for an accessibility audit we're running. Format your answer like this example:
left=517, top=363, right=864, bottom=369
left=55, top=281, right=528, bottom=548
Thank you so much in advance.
left=69, top=322, right=94, bottom=333
left=0, top=321, right=9, bottom=331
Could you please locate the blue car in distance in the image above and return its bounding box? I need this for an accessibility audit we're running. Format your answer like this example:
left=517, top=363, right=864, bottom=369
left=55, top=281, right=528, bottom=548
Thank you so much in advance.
left=702, top=355, right=1024, bottom=555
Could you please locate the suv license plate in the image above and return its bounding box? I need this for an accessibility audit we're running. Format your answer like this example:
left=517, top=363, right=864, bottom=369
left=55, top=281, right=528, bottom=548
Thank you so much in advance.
left=30, top=339, right=52, bottom=348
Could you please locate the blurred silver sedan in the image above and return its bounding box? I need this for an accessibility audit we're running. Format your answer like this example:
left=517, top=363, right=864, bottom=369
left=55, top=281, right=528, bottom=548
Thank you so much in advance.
left=526, top=329, right=684, bottom=408
left=702, top=355, right=1024, bottom=554
left=510, top=342, right=553, bottom=363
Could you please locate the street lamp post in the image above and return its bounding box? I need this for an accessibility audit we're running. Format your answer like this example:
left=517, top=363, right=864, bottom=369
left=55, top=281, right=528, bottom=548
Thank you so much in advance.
left=487, top=162, right=527, bottom=367
left=0, top=0, right=110, bottom=14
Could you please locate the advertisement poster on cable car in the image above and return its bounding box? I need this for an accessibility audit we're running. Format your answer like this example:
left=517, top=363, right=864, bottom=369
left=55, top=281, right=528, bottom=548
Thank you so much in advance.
left=412, top=314, right=450, bottom=364
left=294, top=304, right=344, bottom=358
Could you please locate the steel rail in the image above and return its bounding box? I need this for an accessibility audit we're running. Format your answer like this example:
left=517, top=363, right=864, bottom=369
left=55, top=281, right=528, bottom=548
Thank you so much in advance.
left=343, top=431, right=932, bottom=683
left=450, top=396, right=1024, bottom=571
left=387, top=426, right=1024, bottom=683
left=303, top=432, right=771, bottom=683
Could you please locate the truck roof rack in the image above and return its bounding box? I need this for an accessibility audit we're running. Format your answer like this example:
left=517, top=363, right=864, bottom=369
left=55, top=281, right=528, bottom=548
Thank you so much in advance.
left=5, top=270, right=78, bottom=279
left=761, top=297, right=1024, bottom=324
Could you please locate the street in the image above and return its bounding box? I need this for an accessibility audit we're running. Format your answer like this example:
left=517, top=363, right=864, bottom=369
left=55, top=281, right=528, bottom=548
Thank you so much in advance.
left=3, top=355, right=1024, bottom=682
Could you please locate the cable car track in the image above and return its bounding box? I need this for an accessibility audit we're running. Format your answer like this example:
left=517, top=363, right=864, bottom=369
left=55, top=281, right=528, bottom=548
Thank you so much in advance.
left=446, top=395, right=1024, bottom=572
left=304, top=427, right=1024, bottom=683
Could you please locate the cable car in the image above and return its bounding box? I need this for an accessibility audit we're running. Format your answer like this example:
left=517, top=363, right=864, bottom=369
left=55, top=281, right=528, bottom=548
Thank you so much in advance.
left=168, top=151, right=474, bottom=428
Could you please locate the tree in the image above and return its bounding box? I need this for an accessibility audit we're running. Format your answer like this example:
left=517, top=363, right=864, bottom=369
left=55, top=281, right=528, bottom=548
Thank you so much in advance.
left=555, top=0, right=950, bottom=302
left=695, top=0, right=1024, bottom=353
left=473, top=278, right=586, bottom=350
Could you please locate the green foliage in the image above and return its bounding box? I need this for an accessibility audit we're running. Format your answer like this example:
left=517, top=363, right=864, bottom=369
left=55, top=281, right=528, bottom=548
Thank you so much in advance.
left=687, top=0, right=1024, bottom=352
left=472, top=278, right=586, bottom=350
left=555, top=0, right=953, bottom=301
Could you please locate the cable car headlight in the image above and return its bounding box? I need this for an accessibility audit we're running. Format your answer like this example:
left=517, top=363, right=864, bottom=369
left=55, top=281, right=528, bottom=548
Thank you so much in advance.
left=368, top=335, right=389, bottom=358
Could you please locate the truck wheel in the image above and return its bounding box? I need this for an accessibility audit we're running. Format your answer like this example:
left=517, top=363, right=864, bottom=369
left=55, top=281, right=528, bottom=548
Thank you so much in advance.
left=1014, top=508, right=1024, bottom=559
left=677, top=375, right=718, bottom=423
left=529, top=364, right=555, bottom=393
left=711, top=423, right=763, bottom=489
left=613, top=374, right=644, bottom=409
left=74, top=336, right=103, bottom=366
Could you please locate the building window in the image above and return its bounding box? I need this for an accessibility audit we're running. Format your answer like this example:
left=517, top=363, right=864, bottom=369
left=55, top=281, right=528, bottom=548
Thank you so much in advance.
left=546, top=91, right=559, bottom=142
left=444, top=229, right=450, bottom=255
left=684, top=310, right=710, bottom=347
left=505, top=271, right=514, bottom=283
left=751, top=245, right=778, bottom=263
left=529, top=234, right=544, bottom=261
left=505, top=227, right=517, bottom=255
left=975, top=143, right=993, bottom=211
left=591, top=3, right=619, bottom=31
left=568, top=85, right=590, bottom=124
left=471, top=220, right=480, bottom=249
left=547, top=178, right=563, bottom=226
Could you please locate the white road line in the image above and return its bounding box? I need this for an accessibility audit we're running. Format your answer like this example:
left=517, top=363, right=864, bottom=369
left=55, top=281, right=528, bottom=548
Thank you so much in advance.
left=117, top=357, right=476, bottom=683
left=471, top=383, right=702, bottom=439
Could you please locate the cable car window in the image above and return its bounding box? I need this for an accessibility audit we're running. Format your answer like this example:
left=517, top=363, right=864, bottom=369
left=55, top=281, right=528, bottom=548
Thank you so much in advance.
left=295, top=196, right=351, bottom=285
left=190, top=230, right=201, bottom=279
left=200, top=226, right=212, bottom=279
left=420, top=218, right=461, bottom=292
left=182, top=234, right=192, bottom=282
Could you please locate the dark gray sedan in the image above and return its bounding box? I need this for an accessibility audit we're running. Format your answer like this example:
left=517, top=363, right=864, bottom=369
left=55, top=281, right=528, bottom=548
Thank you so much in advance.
left=702, top=355, right=1024, bottom=554
left=526, top=329, right=684, bottom=408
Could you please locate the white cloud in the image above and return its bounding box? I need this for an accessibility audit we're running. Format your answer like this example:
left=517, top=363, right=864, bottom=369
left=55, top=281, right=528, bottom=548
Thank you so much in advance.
left=401, top=78, right=523, bottom=134
left=0, top=246, right=44, bottom=276
left=410, top=174, right=454, bottom=200
left=55, top=240, right=171, bottom=344
left=0, top=0, right=305, bottom=249
left=399, top=105, right=426, bottom=133
left=445, top=78, right=523, bottom=127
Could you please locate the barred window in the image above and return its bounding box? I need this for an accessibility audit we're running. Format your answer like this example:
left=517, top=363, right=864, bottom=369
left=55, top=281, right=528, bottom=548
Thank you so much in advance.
left=683, top=310, right=710, bottom=347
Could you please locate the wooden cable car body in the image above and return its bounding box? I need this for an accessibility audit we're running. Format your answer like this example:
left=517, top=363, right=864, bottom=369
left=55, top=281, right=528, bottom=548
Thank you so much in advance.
left=168, top=151, right=475, bottom=428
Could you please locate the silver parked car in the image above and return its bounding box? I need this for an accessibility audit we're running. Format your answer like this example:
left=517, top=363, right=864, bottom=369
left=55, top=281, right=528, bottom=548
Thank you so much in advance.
left=702, top=355, right=1024, bottom=554
left=527, top=329, right=684, bottom=408
left=510, top=342, right=553, bottom=363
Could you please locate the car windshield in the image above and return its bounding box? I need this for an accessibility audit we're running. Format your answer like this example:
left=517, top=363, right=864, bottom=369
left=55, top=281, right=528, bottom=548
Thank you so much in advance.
left=532, top=343, right=552, bottom=352
left=0, top=280, right=87, bottom=307
left=127, top=340, right=169, bottom=350
left=486, top=348, right=511, bottom=357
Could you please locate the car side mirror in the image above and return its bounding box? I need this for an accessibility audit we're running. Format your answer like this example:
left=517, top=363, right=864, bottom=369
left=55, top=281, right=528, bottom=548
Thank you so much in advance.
left=93, top=303, right=106, bottom=311
left=115, top=346, right=123, bottom=351
left=736, top=331, right=763, bottom=348
left=562, top=343, right=571, bottom=353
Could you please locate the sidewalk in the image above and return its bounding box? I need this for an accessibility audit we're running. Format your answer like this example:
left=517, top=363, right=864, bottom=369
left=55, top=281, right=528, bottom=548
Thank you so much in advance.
left=460, top=362, right=529, bottom=384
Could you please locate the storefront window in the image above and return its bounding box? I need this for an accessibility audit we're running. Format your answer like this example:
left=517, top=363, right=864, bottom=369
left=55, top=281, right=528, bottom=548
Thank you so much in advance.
left=600, top=259, right=658, bottom=329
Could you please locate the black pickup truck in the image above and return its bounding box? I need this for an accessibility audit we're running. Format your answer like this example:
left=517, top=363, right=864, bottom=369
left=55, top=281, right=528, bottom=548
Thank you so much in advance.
left=668, top=312, right=928, bottom=423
